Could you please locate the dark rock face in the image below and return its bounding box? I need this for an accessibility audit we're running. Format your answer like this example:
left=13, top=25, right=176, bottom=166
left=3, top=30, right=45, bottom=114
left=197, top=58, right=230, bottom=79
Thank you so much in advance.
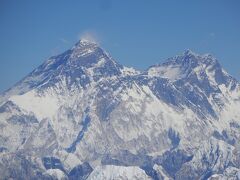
left=0, top=154, right=53, bottom=180
left=42, top=157, right=66, bottom=173
left=213, top=130, right=235, bottom=145
left=7, top=114, right=38, bottom=124
left=230, top=122, right=240, bottom=129
left=154, top=150, right=193, bottom=178
left=66, top=114, right=91, bottom=153
left=140, top=165, right=161, bottom=180
left=42, top=158, right=93, bottom=180
left=0, top=101, right=20, bottom=113
left=0, top=147, right=7, bottom=152
left=97, top=98, right=119, bottom=121
left=68, top=162, right=93, bottom=180
left=101, top=150, right=153, bottom=167
left=168, top=128, right=180, bottom=149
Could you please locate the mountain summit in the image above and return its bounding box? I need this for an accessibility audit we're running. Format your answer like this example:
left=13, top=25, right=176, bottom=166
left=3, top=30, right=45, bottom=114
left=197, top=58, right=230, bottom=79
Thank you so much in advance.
left=0, top=41, right=240, bottom=179
left=0, top=39, right=123, bottom=101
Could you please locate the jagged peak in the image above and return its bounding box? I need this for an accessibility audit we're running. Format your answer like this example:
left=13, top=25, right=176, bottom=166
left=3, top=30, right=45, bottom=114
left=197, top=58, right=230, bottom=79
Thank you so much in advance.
left=150, top=50, right=218, bottom=69
left=147, top=50, right=224, bottom=82
left=72, top=39, right=99, bottom=50
left=183, top=49, right=198, bottom=57
left=166, top=50, right=219, bottom=68
left=68, top=39, right=106, bottom=61
left=79, top=38, right=98, bottom=45
left=27, top=39, right=122, bottom=87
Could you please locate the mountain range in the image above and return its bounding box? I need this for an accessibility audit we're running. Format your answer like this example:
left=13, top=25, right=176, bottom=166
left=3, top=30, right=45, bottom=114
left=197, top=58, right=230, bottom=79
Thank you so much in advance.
left=0, top=39, right=240, bottom=180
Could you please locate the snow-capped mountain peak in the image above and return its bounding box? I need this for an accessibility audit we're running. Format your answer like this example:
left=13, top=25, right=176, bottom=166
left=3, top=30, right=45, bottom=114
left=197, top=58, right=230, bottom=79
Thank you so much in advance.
left=173, top=49, right=218, bottom=69
left=77, top=38, right=98, bottom=45
left=147, top=50, right=225, bottom=83
left=70, top=39, right=100, bottom=58
left=0, top=39, right=123, bottom=103
left=183, top=49, right=197, bottom=56
left=0, top=41, right=240, bottom=180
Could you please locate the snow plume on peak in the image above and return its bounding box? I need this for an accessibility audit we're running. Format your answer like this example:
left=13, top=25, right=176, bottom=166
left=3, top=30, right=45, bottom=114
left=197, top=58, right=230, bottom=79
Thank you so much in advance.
left=79, top=31, right=100, bottom=45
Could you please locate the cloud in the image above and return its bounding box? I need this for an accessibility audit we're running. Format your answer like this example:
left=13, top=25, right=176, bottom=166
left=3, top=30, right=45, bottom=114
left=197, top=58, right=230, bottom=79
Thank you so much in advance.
left=59, top=38, right=70, bottom=44
left=79, top=31, right=100, bottom=44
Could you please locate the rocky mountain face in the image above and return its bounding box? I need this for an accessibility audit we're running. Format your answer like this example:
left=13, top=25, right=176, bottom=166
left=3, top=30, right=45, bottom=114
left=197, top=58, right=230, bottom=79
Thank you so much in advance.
left=0, top=39, right=240, bottom=180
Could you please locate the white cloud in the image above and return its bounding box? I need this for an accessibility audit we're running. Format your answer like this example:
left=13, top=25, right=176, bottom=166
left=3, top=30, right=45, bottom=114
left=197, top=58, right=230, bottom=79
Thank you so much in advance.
left=60, top=38, right=70, bottom=44
left=79, top=31, right=100, bottom=44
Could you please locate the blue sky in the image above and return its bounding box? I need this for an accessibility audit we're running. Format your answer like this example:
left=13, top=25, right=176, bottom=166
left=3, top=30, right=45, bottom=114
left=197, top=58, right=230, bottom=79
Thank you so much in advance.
left=0, top=0, right=240, bottom=92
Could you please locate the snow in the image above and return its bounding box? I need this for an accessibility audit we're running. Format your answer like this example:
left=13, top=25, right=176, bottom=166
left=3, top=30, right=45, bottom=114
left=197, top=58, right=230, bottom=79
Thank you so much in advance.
left=121, top=66, right=140, bottom=76
left=87, top=165, right=151, bottom=180
left=116, top=83, right=187, bottom=142
left=148, top=65, right=182, bottom=80
left=153, top=164, right=171, bottom=179
left=70, top=40, right=98, bottom=59
left=209, top=167, right=240, bottom=179
left=45, top=169, right=67, bottom=179
left=96, top=58, right=106, bottom=67
left=205, top=65, right=217, bottom=86
left=57, top=151, right=82, bottom=171
left=10, top=89, right=59, bottom=120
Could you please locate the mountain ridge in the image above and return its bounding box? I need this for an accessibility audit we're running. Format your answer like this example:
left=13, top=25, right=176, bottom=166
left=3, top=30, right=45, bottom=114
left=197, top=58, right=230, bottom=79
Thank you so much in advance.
left=1, top=39, right=237, bottom=96
left=0, top=39, right=239, bottom=179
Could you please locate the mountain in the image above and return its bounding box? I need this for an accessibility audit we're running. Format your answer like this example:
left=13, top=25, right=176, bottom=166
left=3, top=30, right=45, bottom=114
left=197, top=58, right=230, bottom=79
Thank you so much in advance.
left=0, top=40, right=239, bottom=180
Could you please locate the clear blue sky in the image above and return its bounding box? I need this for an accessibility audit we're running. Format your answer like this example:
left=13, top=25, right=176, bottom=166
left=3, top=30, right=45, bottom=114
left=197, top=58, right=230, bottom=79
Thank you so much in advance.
left=0, top=0, right=240, bottom=92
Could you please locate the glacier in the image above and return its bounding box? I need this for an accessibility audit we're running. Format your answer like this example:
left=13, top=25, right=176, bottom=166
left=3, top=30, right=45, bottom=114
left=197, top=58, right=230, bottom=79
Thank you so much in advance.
left=0, top=40, right=240, bottom=179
